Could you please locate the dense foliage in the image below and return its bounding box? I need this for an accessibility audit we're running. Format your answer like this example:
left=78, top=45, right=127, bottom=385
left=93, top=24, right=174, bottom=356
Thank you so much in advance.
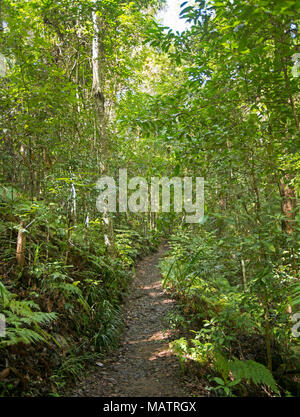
left=0, top=0, right=299, bottom=397
left=0, top=0, right=164, bottom=396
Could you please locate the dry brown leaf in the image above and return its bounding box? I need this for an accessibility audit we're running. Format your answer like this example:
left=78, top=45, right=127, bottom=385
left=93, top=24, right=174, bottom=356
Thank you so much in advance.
left=0, top=368, right=10, bottom=379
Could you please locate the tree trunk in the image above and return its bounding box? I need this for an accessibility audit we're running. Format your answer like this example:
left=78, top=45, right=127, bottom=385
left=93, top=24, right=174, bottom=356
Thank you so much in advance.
left=279, top=174, right=297, bottom=234
left=92, top=3, right=115, bottom=255
left=16, top=221, right=26, bottom=268
left=0, top=0, right=3, bottom=33
left=92, top=6, right=105, bottom=139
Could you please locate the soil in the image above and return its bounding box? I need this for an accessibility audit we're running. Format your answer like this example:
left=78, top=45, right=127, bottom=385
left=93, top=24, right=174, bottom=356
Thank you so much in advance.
left=71, top=244, right=192, bottom=397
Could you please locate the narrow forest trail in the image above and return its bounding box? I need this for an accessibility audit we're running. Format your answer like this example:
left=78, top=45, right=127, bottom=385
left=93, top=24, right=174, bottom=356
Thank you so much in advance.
left=72, top=244, right=190, bottom=397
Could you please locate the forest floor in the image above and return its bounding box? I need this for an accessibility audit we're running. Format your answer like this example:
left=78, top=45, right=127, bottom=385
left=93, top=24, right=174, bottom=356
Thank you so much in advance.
left=71, top=244, right=197, bottom=397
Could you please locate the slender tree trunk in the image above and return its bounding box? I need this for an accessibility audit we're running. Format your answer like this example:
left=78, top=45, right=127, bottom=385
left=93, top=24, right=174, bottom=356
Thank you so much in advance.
left=0, top=0, right=3, bottom=33
left=264, top=305, right=272, bottom=372
left=279, top=174, right=297, bottom=234
left=16, top=221, right=26, bottom=268
left=241, top=259, right=247, bottom=291
left=65, top=214, right=72, bottom=265
left=92, top=6, right=105, bottom=140
left=92, top=3, right=115, bottom=255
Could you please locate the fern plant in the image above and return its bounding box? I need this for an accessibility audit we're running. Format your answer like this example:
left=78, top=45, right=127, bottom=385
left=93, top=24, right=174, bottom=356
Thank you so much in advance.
left=0, top=281, right=57, bottom=347
left=214, top=352, right=279, bottom=394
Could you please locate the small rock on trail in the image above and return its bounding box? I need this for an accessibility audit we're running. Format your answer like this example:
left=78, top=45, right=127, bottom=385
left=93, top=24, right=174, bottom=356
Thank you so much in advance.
left=72, top=244, right=190, bottom=397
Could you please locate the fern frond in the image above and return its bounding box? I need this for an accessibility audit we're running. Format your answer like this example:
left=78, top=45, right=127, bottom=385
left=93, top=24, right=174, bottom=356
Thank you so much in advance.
left=230, top=359, right=279, bottom=393
left=0, top=281, right=57, bottom=348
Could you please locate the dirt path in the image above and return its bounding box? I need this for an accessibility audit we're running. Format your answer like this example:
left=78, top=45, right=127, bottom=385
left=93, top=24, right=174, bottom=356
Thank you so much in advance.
left=72, top=244, right=189, bottom=397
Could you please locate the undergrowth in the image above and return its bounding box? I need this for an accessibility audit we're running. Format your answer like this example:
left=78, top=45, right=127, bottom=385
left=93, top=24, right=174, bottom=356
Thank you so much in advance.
left=160, top=228, right=300, bottom=397
left=0, top=188, right=161, bottom=396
